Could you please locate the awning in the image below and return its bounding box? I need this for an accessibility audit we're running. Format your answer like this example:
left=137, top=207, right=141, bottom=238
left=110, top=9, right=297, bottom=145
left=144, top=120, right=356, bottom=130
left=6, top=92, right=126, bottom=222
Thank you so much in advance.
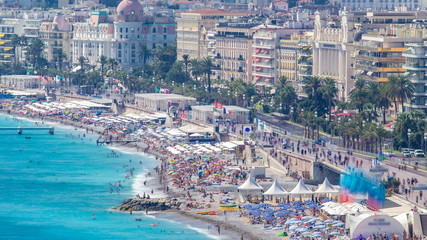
left=265, top=49, right=269, bottom=53
left=256, top=67, right=263, bottom=71
left=255, top=58, right=261, bottom=62
left=265, top=78, right=273, bottom=82
left=254, top=76, right=262, bottom=81
left=255, top=48, right=261, bottom=53
left=367, top=71, right=373, bottom=76
left=308, top=56, right=313, bottom=60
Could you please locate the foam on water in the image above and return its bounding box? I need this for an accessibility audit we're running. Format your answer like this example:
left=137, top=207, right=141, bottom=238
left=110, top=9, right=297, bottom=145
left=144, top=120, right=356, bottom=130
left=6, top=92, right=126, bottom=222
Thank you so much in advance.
left=0, top=114, right=212, bottom=239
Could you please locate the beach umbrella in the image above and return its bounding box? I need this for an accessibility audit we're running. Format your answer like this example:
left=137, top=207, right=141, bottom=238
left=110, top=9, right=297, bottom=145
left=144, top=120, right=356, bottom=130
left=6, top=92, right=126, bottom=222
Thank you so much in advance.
left=168, top=171, right=175, bottom=174
left=354, top=234, right=364, bottom=239
left=315, top=221, right=325, bottom=226
left=330, top=232, right=341, bottom=236
left=302, top=232, right=312, bottom=236
left=289, top=225, right=299, bottom=231
left=296, top=227, right=308, bottom=232
left=302, top=216, right=312, bottom=221
left=277, top=233, right=287, bottom=237
left=313, top=225, right=326, bottom=229
left=324, top=220, right=334, bottom=223
left=259, top=203, right=272, bottom=208
left=333, top=222, right=345, bottom=227
left=333, top=221, right=344, bottom=224
left=249, top=210, right=262, bottom=215
left=285, top=220, right=296, bottom=225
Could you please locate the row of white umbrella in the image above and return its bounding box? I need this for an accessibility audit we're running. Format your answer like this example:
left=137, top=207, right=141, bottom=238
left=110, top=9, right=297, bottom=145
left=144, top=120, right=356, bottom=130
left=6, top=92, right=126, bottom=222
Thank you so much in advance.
left=238, top=177, right=339, bottom=195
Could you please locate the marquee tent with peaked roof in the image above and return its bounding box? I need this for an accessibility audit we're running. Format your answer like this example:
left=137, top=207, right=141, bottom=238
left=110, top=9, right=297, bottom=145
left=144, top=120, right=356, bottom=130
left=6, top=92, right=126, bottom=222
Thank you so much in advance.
left=238, top=174, right=263, bottom=191
left=315, top=178, right=339, bottom=194
left=290, top=179, right=313, bottom=195
left=263, top=179, right=288, bottom=196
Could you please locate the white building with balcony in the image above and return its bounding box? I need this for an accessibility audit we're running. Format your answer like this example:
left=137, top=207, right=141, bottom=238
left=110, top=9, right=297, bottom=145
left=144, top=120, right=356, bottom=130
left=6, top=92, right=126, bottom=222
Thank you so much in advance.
left=403, top=43, right=427, bottom=114
left=313, top=12, right=356, bottom=101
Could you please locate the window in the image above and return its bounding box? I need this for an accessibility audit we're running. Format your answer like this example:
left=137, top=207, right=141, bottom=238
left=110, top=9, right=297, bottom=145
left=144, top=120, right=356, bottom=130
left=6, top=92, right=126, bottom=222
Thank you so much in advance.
left=152, top=28, right=156, bottom=33
left=120, top=11, right=124, bottom=15
left=140, top=10, right=143, bottom=14
left=153, top=43, right=156, bottom=48
left=163, top=35, right=167, bottom=39
left=131, top=10, right=135, bottom=15
left=120, top=28, right=123, bottom=33
left=118, top=51, right=122, bottom=57
left=126, top=28, right=128, bottom=33
left=163, top=27, right=167, bottom=32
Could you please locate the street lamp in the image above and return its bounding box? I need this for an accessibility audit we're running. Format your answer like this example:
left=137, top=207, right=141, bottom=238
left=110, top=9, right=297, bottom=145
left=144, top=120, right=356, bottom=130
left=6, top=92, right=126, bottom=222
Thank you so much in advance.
left=381, top=106, right=386, bottom=124
left=424, top=133, right=427, bottom=152
left=408, top=129, right=412, bottom=149
left=242, top=94, right=246, bottom=108
left=290, top=107, right=294, bottom=121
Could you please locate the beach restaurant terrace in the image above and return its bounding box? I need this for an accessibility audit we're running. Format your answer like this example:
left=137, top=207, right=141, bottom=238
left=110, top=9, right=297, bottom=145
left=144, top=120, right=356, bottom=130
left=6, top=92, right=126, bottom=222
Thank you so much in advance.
left=135, top=93, right=196, bottom=112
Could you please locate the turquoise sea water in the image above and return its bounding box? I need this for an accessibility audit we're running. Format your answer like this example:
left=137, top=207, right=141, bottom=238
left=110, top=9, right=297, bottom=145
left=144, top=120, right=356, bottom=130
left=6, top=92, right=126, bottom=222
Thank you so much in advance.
left=0, top=114, right=211, bottom=240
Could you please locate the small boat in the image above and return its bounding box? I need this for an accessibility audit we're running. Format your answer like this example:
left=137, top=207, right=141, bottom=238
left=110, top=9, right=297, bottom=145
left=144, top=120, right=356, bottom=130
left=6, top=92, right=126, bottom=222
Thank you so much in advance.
left=135, top=218, right=142, bottom=221
left=25, top=136, right=31, bottom=139
left=219, top=204, right=237, bottom=208
left=196, top=211, right=217, bottom=215
left=150, top=224, right=158, bottom=226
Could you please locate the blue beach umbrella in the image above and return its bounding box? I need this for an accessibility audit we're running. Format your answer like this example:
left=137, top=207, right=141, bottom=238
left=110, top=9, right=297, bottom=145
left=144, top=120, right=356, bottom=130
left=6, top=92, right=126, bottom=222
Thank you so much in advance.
left=249, top=210, right=262, bottom=215
left=333, top=223, right=345, bottom=227
left=330, top=232, right=341, bottom=236
left=313, top=225, right=326, bottom=229
left=324, top=220, right=334, bottom=223
left=296, top=227, right=308, bottom=232
left=289, top=225, right=299, bottom=231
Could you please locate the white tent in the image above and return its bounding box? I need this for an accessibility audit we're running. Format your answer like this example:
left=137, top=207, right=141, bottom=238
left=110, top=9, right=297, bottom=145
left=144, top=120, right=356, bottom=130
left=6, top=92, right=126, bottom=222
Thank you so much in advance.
left=315, top=178, right=339, bottom=194
left=237, top=174, right=263, bottom=191
left=263, top=179, right=288, bottom=196
left=290, top=179, right=313, bottom=195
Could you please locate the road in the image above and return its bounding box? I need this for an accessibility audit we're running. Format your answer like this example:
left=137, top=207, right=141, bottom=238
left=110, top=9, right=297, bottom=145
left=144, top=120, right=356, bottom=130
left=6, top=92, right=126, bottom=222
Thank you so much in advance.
left=254, top=113, right=427, bottom=208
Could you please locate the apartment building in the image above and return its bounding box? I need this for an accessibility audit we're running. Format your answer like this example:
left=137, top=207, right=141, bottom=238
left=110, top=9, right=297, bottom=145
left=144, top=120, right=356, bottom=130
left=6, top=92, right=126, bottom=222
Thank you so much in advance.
left=213, top=22, right=257, bottom=82
left=403, top=43, right=427, bottom=113
left=39, top=12, right=72, bottom=68
left=71, top=0, right=176, bottom=70
left=176, top=9, right=248, bottom=60
left=353, top=35, right=414, bottom=83
left=313, top=12, right=356, bottom=101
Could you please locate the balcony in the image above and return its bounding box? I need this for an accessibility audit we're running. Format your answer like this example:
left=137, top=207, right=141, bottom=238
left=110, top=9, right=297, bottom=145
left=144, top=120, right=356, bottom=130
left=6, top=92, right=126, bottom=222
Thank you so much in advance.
left=253, top=62, right=273, bottom=68
left=402, top=52, right=427, bottom=58
left=403, top=64, right=427, bottom=70
left=299, top=71, right=312, bottom=76
left=253, top=71, right=274, bottom=78
left=253, top=44, right=274, bottom=49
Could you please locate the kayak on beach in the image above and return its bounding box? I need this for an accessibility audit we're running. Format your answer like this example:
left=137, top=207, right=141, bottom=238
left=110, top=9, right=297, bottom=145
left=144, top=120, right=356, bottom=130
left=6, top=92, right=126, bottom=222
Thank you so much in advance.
left=196, top=211, right=217, bottom=215
left=219, top=204, right=237, bottom=208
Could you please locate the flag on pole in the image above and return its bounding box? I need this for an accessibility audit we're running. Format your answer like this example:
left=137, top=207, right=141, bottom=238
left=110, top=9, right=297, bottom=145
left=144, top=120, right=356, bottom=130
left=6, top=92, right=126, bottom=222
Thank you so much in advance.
left=214, top=101, right=224, bottom=110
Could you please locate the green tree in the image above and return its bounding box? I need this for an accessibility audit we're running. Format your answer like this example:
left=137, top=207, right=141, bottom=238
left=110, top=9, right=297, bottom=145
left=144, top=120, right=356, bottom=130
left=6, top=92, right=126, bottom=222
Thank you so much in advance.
left=190, top=59, right=203, bottom=82
left=98, top=55, right=108, bottom=73
left=77, top=56, right=87, bottom=72
left=321, top=77, right=337, bottom=119
left=53, top=48, right=67, bottom=70
left=349, top=78, right=368, bottom=112
left=26, top=38, right=46, bottom=70
left=165, top=61, right=191, bottom=83
left=138, top=43, right=152, bottom=65
left=274, top=76, right=297, bottom=113
left=201, top=57, right=214, bottom=94
left=386, top=75, right=414, bottom=114
left=182, top=54, right=190, bottom=74
left=11, top=34, right=27, bottom=64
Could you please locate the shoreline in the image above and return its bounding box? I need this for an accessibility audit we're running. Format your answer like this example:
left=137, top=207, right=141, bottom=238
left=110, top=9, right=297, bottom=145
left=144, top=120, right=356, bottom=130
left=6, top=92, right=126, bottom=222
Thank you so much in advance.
left=0, top=110, right=250, bottom=240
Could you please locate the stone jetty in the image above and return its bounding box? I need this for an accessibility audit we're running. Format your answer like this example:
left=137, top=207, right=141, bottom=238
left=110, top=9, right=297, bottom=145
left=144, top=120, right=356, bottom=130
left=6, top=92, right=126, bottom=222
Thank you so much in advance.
left=113, top=198, right=182, bottom=211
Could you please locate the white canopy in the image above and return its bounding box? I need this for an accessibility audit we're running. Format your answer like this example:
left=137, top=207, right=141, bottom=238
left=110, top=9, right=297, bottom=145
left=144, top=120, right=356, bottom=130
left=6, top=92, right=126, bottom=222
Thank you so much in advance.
left=263, top=179, right=288, bottom=196
left=290, top=179, right=313, bottom=195
left=315, top=178, right=339, bottom=194
left=237, top=174, right=263, bottom=191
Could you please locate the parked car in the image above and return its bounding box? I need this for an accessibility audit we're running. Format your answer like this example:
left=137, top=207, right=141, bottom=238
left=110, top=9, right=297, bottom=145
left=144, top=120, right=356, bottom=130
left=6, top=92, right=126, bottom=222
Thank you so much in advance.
left=414, top=149, right=425, bottom=158
left=384, top=151, right=394, bottom=157
left=403, top=150, right=411, bottom=158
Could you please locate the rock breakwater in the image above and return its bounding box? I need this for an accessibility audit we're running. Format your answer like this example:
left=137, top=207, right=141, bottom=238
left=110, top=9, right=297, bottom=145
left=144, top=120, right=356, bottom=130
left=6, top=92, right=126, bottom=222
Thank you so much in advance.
left=113, top=198, right=181, bottom=211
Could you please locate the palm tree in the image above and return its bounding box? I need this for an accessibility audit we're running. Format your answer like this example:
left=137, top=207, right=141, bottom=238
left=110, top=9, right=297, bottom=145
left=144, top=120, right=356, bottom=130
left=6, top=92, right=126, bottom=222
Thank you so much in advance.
left=53, top=48, right=67, bottom=70
left=182, top=54, right=190, bottom=74
left=349, top=78, right=368, bottom=112
left=107, top=58, right=118, bottom=71
left=386, top=75, right=415, bottom=114
left=190, top=59, right=203, bottom=81
left=274, top=76, right=297, bottom=113
left=201, top=57, right=214, bottom=93
left=77, top=56, right=87, bottom=72
left=98, top=55, right=108, bottom=73
left=321, top=77, right=337, bottom=120
left=11, top=34, right=27, bottom=64
left=138, top=43, right=152, bottom=65
left=26, top=38, right=45, bottom=69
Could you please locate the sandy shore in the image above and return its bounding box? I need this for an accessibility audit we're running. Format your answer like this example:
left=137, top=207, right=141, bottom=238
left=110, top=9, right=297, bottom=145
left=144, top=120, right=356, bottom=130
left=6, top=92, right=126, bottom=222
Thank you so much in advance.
left=0, top=109, right=262, bottom=239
